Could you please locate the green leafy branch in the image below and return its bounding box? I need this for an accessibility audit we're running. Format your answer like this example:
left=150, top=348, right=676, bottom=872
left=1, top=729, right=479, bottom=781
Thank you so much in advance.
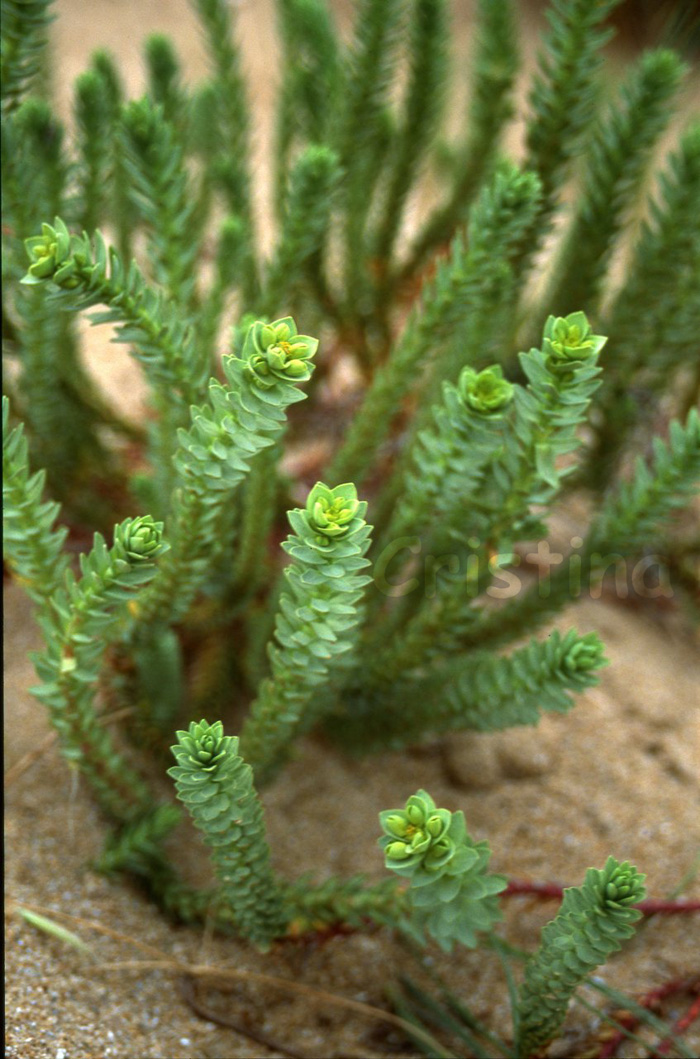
left=400, top=0, right=519, bottom=281
left=30, top=514, right=168, bottom=820
left=21, top=218, right=209, bottom=407
left=330, top=163, right=541, bottom=487
left=518, top=0, right=623, bottom=272
left=120, top=96, right=201, bottom=309
left=463, top=406, right=700, bottom=651
left=168, top=720, right=289, bottom=948
left=240, top=481, right=372, bottom=785
left=367, top=313, right=604, bottom=683
left=380, top=789, right=506, bottom=952
left=0, top=0, right=54, bottom=115
left=546, top=47, right=686, bottom=316
left=3, top=395, right=69, bottom=606
left=339, top=629, right=606, bottom=753
left=133, top=318, right=318, bottom=626
left=516, top=857, right=646, bottom=1055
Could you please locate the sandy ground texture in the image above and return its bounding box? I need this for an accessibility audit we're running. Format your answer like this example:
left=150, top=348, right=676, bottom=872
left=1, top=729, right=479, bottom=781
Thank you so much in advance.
left=5, top=2, right=700, bottom=1058
left=6, top=586, right=700, bottom=1059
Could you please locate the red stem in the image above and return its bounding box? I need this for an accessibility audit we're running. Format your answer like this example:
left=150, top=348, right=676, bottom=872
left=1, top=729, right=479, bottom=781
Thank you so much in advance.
left=597, top=978, right=700, bottom=1059
left=637, top=897, right=700, bottom=915
left=653, top=991, right=700, bottom=1057
left=504, top=879, right=700, bottom=915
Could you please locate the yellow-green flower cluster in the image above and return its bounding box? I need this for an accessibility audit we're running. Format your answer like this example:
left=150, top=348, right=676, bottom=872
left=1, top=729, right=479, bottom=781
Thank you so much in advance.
left=379, top=789, right=506, bottom=950
left=380, top=790, right=455, bottom=874
left=23, top=217, right=80, bottom=287
left=542, top=311, right=607, bottom=372
left=561, top=630, right=606, bottom=678
left=458, top=364, right=514, bottom=417
left=243, top=317, right=317, bottom=388
left=118, top=515, right=167, bottom=563
left=306, top=482, right=362, bottom=541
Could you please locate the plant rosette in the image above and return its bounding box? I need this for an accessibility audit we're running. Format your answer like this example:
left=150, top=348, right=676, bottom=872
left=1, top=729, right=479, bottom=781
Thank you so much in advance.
left=22, top=217, right=81, bottom=287
left=170, top=718, right=233, bottom=773
left=242, top=316, right=318, bottom=388
left=119, top=515, right=168, bottom=562
left=542, top=311, right=607, bottom=373
left=459, top=364, right=514, bottom=418
left=306, top=482, right=364, bottom=539
left=379, top=789, right=478, bottom=885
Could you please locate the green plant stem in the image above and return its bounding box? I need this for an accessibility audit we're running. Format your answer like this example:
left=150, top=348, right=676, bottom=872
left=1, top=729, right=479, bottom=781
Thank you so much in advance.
left=240, top=483, right=372, bottom=785
left=516, top=857, right=646, bottom=1056
left=373, top=0, right=448, bottom=275
left=512, top=0, right=622, bottom=280
left=168, top=720, right=288, bottom=948
left=229, top=447, right=279, bottom=599
left=337, top=0, right=404, bottom=325
left=545, top=48, right=685, bottom=318
left=191, top=0, right=257, bottom=303
left=2, top=396, right=69, bottom=605
left=397, top=0, right=518, bottom=285
left=30, top=517, right=168, bottom=821
left=130, top=318, right=317, bottom=626
left=329, top=164, right=540, bottom=488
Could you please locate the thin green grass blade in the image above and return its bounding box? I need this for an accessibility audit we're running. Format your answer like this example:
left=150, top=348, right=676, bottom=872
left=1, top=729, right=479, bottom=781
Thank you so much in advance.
left=400, top=954, right=512, bottom=1058
left=17, top=907, right=94, bottom=956
left=387, top=983, right=458, bottom=1059
left=489, top=936, right=521, bottom=1056
left=583, top=978, right=695, bottom=1059
left=400, top=975, right=489, bottom=1058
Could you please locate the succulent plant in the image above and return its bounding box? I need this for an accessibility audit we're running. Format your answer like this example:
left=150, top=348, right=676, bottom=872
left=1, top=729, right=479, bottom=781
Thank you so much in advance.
left=542, top=311, right=607, bottom=372
left=3, top=0, right=698, bottom=1049
left=459, top=364, right=515, bottom=417
left=243, top=317, right=318, bottom=388
left=380, top=789, right=506, bottom=951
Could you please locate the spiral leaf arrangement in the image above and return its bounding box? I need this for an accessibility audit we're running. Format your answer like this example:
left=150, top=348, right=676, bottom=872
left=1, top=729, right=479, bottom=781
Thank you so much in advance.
left=240, top=481, right=372, bottom=785
left=379, top=789, right=506, bottom=951
left=168, top=719, right=288, bottom=948
left=385, top=362, right=515, bottom=551
left=22, top=217, right=209, bottom=411
left=516, top=857, right=646, bottom=1055
left=134, top=316, right=318, bottom=624
left=30, top=515, right=168, bottom=820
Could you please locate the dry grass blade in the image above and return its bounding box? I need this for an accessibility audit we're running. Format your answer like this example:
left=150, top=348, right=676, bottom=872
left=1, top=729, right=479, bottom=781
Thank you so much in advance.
left=582, top=977, right=699, bottom=1059
left=179, top=974, right=307, bottom=1059
left=8, top=896, right=441, bottom=1056
left=97, top=957, right=444, bottom=1054
left=4, top=730, right=58, bottom=788
left=4, top=706, right=135, bottom=789
left=7, top=897, right=181, bottom=963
